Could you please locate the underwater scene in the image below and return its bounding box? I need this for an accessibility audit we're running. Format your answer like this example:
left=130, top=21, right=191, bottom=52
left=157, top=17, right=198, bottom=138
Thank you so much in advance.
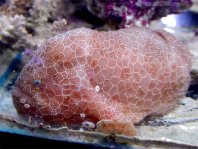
left=0, top=0, right=198, bottom=148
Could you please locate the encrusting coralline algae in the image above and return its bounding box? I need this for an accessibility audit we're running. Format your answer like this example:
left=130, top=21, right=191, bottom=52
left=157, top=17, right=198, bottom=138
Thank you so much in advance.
left=87, top=0, right=193, bottom=28
left=12, top=27, right=191, bottom=136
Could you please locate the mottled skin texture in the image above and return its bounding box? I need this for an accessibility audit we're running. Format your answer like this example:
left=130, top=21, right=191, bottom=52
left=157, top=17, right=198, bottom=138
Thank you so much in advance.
left=12, top=27, right=192, bottom=136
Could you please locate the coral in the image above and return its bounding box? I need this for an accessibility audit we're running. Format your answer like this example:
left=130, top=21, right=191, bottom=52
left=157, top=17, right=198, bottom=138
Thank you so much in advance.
left=51, top=19, right=68, bottom=34
left=0, top=0, right=33, bottom=16
left=0, top=14, right=33, bottom=53
left=0, top=0, right=90, bottom=54
left=12, top=27, right=191, bottom=136
left=86, top=0, right=193, bottom=28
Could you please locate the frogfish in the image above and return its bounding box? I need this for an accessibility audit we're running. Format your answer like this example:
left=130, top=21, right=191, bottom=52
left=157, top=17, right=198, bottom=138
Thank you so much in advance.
left=12, top=27, right=192, bottom=136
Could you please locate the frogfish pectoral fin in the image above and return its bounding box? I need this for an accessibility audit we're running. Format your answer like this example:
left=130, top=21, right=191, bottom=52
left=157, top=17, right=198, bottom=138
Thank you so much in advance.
left=96, top=120, right=137, bottom=136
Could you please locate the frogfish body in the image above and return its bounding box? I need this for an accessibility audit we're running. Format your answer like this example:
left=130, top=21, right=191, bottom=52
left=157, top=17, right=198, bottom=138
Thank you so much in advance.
left=12, top=27, right=192, bottom=136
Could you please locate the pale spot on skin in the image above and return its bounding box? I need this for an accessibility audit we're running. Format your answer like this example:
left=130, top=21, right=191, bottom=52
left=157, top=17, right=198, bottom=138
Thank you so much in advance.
left=24, top=104, right=30, bottom=109
left=95, top=85, right=100, bottom=92
left=19, top=98, right=26, bottom=104
left=80, top=113, right=86, bottom=118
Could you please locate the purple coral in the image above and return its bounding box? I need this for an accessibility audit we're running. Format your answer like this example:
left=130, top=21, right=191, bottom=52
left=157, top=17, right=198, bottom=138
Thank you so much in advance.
left=87, top=0, right=193, bottom=28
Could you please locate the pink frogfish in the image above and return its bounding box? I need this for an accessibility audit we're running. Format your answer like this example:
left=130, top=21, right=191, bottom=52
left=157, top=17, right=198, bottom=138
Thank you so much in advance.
left=12, top=27, right=192, bottom=136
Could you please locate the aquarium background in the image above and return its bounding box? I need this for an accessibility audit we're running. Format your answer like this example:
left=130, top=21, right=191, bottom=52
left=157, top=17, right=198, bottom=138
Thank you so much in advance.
left=0, top=0, right=198, bottom=149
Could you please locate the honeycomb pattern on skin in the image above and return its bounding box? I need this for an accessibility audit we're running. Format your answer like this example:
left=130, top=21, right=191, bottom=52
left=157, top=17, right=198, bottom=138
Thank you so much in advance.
left=12, top=27, right=192, bottom=136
